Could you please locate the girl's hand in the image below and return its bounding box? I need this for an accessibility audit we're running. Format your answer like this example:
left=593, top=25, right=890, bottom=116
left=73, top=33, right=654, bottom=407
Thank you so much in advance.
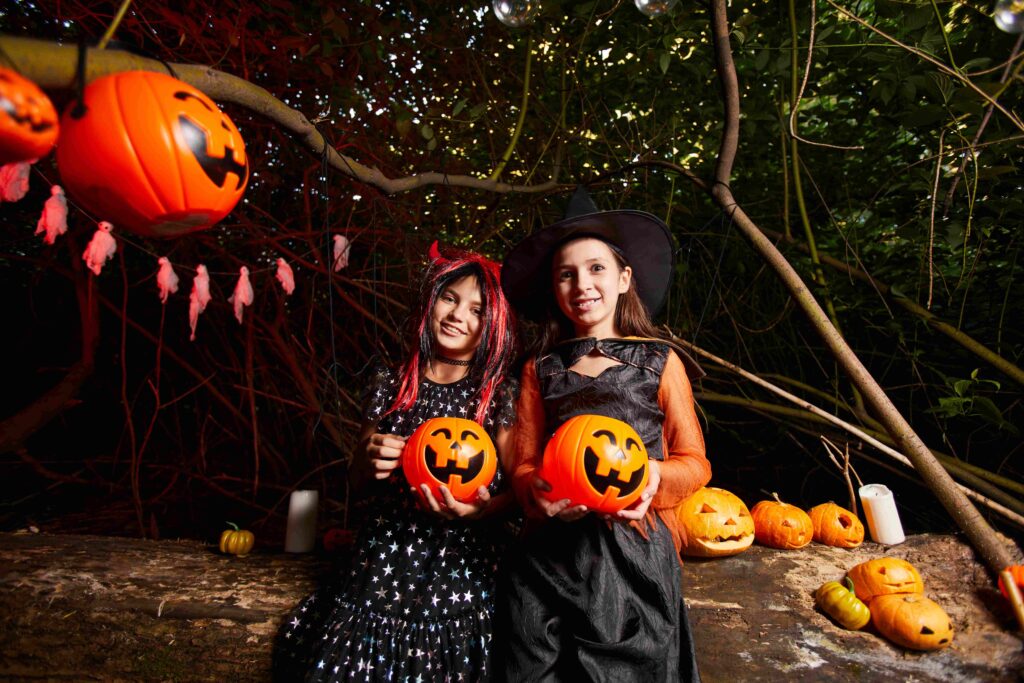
left=612, top=459, right=661, bottom=522
left=417, top=484, right=491, bottom=520
left=363, top=432, right=407, bottom=480
left=531, top=476, right=589, bottom=522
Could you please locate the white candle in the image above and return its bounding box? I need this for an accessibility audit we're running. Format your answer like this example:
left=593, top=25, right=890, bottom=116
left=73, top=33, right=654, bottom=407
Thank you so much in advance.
left=285, top=489, right=319, bottom=553
left=859, top=483, right=906, bottom=545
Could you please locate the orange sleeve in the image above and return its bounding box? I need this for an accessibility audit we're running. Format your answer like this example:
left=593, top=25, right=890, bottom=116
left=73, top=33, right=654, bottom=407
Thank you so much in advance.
left=510, top=359, right=548, bottom=517
left=653, top=350, right=711, bottom=510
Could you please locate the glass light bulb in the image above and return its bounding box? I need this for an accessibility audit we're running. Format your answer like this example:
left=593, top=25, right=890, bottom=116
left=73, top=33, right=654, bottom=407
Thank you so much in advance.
left=493, top=0, right=541, bottom=28
left=634, top=0, right=679, bottom=18
left=995, top=0, right=1024, bottom=33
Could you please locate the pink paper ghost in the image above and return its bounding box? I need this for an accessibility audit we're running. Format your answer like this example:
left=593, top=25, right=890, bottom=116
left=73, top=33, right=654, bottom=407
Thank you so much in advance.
left=188, top=264, right=212, bottom=341
left=275, top=258, right=295, bottom=295
left=156, top=257, right=180, bottom=304
left=228, top=266, right=254, bottom=324
left=36, top=185, right=68, bottom=245
left=332, top=235, right=351, bottom=272
left=82, top=222, right=117, bottom=276
left=0, top=160, right=33, bottom=203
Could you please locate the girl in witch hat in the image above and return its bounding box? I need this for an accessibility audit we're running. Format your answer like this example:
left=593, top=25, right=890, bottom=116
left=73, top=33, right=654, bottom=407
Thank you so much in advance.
left=497, top=186, right=710, bottom=682
left=275, top=243, right=519, bottom=682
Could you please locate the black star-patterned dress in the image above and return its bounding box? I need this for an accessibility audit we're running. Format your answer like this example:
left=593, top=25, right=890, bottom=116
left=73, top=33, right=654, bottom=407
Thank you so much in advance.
left=277, top=364, right=517, bottom=683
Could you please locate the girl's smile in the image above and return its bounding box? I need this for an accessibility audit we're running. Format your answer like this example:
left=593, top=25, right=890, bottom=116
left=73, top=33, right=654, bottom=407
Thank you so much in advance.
left=431, top=274, right=484, bottom=359
left=553, top=237, right=632, bottom=338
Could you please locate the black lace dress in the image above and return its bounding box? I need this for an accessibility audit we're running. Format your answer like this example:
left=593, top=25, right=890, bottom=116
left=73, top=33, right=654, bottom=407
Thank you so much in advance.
left=276, top=364, right=517, bottom=682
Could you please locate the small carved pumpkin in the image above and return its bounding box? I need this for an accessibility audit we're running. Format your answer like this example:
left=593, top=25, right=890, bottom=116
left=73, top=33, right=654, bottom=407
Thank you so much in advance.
left=403, top=416, right=497, bottom=504
left=0, top=68, right=59, bottom=165
left=56, top=71, right=248, bottom=238
left=815, top=577, right=871, bottom=630
left=219, top=522, right=254, bottom=556
left=750, top=495, right=813, bottom=549
left=847, top=557, right=924, bottom=604
left=870, top=593, right=954, bottom=650
left=998, top=565, right=1024, bottom=600
left=676, top=487, right=755, bottom=557
left=539, top=414, right=650, bottom=514
left=809, top=502, right=865, bottom=548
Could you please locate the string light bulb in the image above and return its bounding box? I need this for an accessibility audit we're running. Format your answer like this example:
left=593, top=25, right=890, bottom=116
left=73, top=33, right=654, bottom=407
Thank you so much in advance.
left=634, top=0, right=679, bottom=18
left=995, top=0, right=1024, bottom=33
left=493, top=0, right=541, bottom=28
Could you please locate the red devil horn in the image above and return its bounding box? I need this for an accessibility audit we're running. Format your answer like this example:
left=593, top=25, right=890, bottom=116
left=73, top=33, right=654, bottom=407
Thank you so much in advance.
left=428, top=240, right=446, bottom=264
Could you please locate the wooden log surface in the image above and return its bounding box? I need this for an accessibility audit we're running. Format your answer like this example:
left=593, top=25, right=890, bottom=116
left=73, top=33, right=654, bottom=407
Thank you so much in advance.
left=0, top=531, right=1021, bottom=681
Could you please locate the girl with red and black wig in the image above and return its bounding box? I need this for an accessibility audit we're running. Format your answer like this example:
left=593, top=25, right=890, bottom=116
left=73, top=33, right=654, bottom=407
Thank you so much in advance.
left=276, top=243, right=519, bottom=682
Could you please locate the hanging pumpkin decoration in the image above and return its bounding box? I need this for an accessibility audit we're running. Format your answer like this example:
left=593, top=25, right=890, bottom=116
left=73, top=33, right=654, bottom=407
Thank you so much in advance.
left=808, top=502, right=865, bottom=548
left=0, top=68, right=59, bottom=165
left=403, top=417, right=497, bottom=504
left=539, top=414, right=650, bottom=514
left=870, top=593, right=954, bottom=650
left=56, top=70, right=248, bottom=238
left=675, top=487, right=755, bottom=557
left=815, top=577, right=871, bottom=630
left=846, top=557, right=924, bottom=604
left=998, top=565, right=1024, bottom=600
left=750, top=495, right=813, bottom=549
left=218, top=522, right=255, bottom=556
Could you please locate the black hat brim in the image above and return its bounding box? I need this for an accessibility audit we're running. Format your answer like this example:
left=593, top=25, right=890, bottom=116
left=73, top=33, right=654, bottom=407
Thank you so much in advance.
left=501, top=209, right=674, bottom=321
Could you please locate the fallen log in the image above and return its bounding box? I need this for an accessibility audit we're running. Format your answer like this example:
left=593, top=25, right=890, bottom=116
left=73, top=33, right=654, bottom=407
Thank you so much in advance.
left=0, top=532, right=1020, bottom=681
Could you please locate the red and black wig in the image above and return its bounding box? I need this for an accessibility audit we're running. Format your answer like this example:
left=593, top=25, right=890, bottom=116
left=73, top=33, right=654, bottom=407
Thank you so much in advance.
left=386, top=243, right=517, bottom=426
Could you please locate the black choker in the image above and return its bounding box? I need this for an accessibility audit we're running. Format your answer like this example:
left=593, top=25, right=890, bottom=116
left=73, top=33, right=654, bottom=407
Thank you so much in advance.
left=435, top=356, right=472, bottom=367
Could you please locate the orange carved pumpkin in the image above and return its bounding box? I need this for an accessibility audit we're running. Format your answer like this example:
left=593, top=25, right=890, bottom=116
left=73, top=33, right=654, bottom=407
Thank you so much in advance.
left=539, top=414, right=650, bottom=514
left=0, top=68, right=58, bottom=165
left=809, top=502, right=865, bottom=548
left=870, top=593, right=954, bottom=650
left=56, top=71, right=248, bottom=238
left=676, top=487, right=755, bottom=557
left=750, top=496, right=813, bottom=549
left=402, top=417, right=497, bottom=504
left=846, top=557, right=924, bottom=604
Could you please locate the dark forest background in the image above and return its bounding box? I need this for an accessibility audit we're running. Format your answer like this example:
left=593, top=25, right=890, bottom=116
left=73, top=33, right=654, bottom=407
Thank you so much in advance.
left=1, top=0, right=1021, bottom=549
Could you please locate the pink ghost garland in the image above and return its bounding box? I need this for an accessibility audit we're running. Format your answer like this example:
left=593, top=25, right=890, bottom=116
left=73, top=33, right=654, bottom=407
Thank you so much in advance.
left=156, top=257, right=180, bottom=304
left=35, top=185, right=68, bottom=244
left=228, top=266, right=254, bottom=324
left=275, top=258, right=295, bottom=295
left=0, top=160, right=33, bottom=203
left=188, top=264, right=212, bottom=341
left=82, top=221, right=117, bottom=275
left=332, top=235, right=351, bottom=272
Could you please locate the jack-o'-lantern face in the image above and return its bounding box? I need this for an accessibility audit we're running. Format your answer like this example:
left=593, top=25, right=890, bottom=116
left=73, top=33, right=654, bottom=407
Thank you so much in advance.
left=56, top=71, right=248, bottom=238
left=809, top=502, right=865, bottom=548
left=0, top=68, right=59, bottom=165
left=870, top=593, right=954, bottom=650
left=676, top=487, right=755, bottom=557
left=539, top=414, right=650, bottom=514
left=847, top=557, right=924, bottom=604
left=751, top=497, right=813, bottom=549
left=402, top=417, right=497, bottom=504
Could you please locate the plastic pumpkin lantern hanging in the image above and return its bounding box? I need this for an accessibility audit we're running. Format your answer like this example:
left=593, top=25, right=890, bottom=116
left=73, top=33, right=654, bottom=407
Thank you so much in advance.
left=846, top=557, right=924, bottom=604
left=870, top=593, right=954, bottom=650
left=0, top=68, right=59, bottom=165
left=675, top=486, right=755, bottom=558
left=538, top=414, right=650, bottom=514
left=56, top=70, right=248, bottom=238
left=808, top=502, right=865, bottom=548
left=750, top=495, right=813, bottom=549
left=402, top=417, right=497, bottom=504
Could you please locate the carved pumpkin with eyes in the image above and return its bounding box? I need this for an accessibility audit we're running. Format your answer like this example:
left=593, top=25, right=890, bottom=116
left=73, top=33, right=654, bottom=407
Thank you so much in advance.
left=676, top=487, right=755, bottom=557
left=846, top=557, right=924, bottom=604
left=809, top=502, right=865, bottom=548
left=403, top=417, right=497, bottom=504
left=750, top=496, right=813, bottom=549
left=56, top=71, right=248, bottom=238
left=539, top=414, right=650, bottom=514
left=870, top=593, right=954, bottom=650
left=0, top=68, right=59, bottom=165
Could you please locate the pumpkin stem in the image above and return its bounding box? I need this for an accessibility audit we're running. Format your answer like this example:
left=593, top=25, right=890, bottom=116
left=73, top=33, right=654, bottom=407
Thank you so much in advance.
left=843, top=576, right=856, bottom=594
left=226, top=521, right=239, bottom=531
left=771, top=492, right=782, bottom=504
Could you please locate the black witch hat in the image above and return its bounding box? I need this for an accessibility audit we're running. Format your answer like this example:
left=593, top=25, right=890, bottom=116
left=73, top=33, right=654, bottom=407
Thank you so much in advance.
left=500, top=186, right=675, bottom=321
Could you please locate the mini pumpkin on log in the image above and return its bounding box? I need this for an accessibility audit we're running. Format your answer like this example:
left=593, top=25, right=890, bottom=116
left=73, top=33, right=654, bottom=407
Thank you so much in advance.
left=870, top=593, right=954, bottom=650
left=846, top=557, right=924, bottom=604
left=808, top=502, right=864, bottom=548
left=750, top=494, right=812, bottom=549
left=219, top=522, right=255, bottom=556
left=815, top=577, right=871, bottom=630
